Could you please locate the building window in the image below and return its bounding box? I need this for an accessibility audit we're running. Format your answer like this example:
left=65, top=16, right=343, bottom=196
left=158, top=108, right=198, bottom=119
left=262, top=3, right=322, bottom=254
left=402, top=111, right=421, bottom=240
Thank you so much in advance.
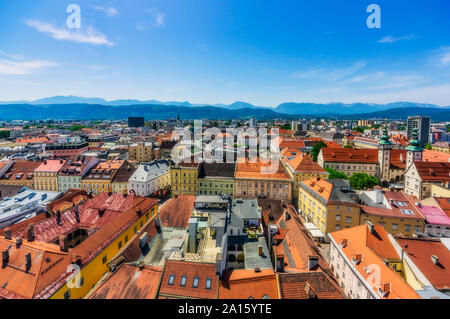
left=205, top=278, right=212, bottom=289
left=64, top=289, right=71, bottom=299
left=168, top=274, right=175, bottom=285
left=78, top=276, right=84, bottom=287
left=180, top=275, right=187, bottom=287
left=118, top=241, right=122, bottom=249
left=392, top=224, right=398, bottom=231
left=346, top=217, right=352, bottom=223
left=193, top=276, right=199, bottom=288
left=336, top=215, right=341, bottom=222
left=102, top=255, right=107, bottom=264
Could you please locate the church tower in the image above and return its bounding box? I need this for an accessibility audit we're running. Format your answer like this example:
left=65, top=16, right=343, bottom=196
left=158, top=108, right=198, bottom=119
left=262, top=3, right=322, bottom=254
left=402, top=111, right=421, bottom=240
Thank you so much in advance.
left=378, top=125, right=392, bottom=183
left=406, top=127, right=423, bottom=168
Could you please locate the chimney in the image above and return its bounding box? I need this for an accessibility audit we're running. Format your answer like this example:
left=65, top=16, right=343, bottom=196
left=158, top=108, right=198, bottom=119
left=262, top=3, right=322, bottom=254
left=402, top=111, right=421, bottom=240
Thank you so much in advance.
left=99, top=208, right=106, bottom=217
left=4, top=228, right=11, bottom=240
left=27, top=225, right=35, bottom=242
left=366, top=221, right=375, bottom=235
left=25, top=253, right=32, bottom=272
left=59, top=234, right=69, bottom=252
left=16, top=237, right=23, bottom=248
left=2, top=249, right=9, bottom=268
left=74, top=206, right=80, bottom=223
left=56, top=211, right=62, bottom=226
left=258, top=245, right=263, bottom=256
left=431, top=255, right=440, bottom=265
left=308, top=256, right=319, bottom=271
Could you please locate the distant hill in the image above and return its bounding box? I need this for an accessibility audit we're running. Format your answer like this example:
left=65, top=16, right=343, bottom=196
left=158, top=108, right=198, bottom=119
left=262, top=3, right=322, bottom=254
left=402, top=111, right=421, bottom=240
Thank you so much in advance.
left=0, top=104, right=284, bottom=121
left=274, top=102, right=447, bottom=115
left=341, top=107, right=450, bottom=121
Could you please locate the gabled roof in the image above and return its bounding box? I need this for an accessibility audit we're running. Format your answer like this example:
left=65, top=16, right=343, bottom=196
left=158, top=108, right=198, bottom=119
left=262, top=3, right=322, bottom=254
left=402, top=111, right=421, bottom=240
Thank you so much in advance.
left=235, top=159, right=291, bottom=181
left=278, top=272, right=344, bottom=299
left=219, top=269, right=279, bottom=299
left=158, top=260, right=219, bottom=299
left=329, top=225, right=420, bottom=299
left=414, top=162, right=450, bottom=182
left=0, top=237, right=71, bottom=299
left=89, top=264, right=162, bottom=299
left=396, top=237, right=450, bottom=291
left=159, top=195, right=195, bottom=229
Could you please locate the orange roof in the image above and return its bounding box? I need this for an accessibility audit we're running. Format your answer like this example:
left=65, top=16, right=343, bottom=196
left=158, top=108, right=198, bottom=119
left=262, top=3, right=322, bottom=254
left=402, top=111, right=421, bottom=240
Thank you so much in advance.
left=15, top=137, right=50, bottom=145
left=97, top=160, right=124, bottom=170
left=278, top=272, right=344, bottom=299
left=0, top=237, right=71, bottom=299
left=329, top=225, right=420, bottom=299
left=219, top=269, right=279, bottom=299
left=235, top=158, right=291, bottom=181
left=300, top=178, right=333, bottom=202
left=159, top=260, right=219, bottom=299
left=423, top=150, right=450, bottom=163
left=89, top=264, right=162, bottom=299
left=283, top=153, right=327, bottom=174
left=35, top=160, right=66, bottom=173
left=322, top=148, right=378, bottom=163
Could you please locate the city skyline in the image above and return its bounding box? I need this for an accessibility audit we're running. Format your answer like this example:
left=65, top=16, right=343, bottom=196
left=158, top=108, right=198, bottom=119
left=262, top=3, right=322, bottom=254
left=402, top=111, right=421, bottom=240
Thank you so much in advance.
left=0, top=0, right=449, bottom=106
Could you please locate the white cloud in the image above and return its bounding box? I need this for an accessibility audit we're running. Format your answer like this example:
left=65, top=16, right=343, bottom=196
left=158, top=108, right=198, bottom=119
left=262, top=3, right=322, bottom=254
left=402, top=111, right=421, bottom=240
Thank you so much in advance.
left=436, top=47, right=450, bottom=65
left=378, top=34, right=416, bottom=43
left=292, top=61, right=367, bottom=81
left=25, top=20, right=115, bottom=47
left=0, top=58, right=57, bottom=75
left=136, top=9, right=166, bottom=30
left=92, top=6, right=118, bottom=17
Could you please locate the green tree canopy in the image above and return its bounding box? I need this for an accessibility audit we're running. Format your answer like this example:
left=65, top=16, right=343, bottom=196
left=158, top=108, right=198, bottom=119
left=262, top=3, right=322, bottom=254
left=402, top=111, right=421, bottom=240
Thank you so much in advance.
left=424, top=143, right=432, bottom=150
left=325, top=167, right=348, bottom=180
left=349, top=173, right=380, bottom=190
left=311, top=141, right=327, bottom=162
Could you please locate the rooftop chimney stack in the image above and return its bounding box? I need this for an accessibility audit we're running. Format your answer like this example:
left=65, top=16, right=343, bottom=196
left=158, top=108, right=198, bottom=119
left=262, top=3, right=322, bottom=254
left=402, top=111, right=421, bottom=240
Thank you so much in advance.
left=56, top=211, right=62, bottom=226
left=258, top=245, right=263, bottom=256
left=2, top=249, right=9, bottom=268
left=25, top=253, right=32, bottom=272
left=431, top=255, right=440, bottom=265
left=366, top=221, right=375, bottom=235
left=27, top=225, right=35, bottom=242
left=59, top=234, right=69, bottom=252
left=74, top=205, right=80, bottom=223
left=4, top=228, right=11, bottom=240
left=16, top=237, right=23, bottom=248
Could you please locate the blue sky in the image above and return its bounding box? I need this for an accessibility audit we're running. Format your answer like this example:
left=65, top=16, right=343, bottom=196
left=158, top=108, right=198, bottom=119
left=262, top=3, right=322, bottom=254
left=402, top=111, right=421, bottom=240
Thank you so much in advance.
left=0, top=0, right=449, bottom=106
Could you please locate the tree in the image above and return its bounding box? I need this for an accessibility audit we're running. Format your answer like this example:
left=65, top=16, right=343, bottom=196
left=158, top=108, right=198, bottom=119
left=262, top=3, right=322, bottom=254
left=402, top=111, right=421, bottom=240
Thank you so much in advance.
left=0, top=130, right=10, bottom=139
left=354, top=126, right=369, bottom=133
left=311, top=141, right=327, bottom=162
left=425, top=143, right=432, bottom=150
left=349, top=173, right=380, bottom=190
left=325, top=167, right=348, bottom=180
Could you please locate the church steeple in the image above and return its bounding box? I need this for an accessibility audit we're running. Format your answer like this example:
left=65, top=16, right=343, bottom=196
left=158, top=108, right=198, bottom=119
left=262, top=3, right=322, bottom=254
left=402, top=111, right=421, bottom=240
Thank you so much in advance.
left=378, top=124, right=392, bottom=184
left=406, top=127, right=423, bottom=166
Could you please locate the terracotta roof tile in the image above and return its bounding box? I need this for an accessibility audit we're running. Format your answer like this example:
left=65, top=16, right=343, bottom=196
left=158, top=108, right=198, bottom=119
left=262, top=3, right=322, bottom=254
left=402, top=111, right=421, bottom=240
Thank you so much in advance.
left=219, top=269, right=279, bottom=299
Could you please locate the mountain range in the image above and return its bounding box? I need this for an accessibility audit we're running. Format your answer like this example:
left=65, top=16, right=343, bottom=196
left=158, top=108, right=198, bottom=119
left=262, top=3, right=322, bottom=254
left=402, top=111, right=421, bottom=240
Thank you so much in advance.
left=0, top=96, right=449, bottom=121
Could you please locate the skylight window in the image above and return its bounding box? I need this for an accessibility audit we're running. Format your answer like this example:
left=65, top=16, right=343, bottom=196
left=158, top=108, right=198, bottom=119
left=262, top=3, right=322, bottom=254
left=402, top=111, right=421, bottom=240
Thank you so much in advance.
left=205, top=278, right=212, bottom=289
left=168, top=274, right=175, bottom=285
left=193, top=276, right=199, bottom=288
left=396, top=201, right=406, bottom=207
left=180, top=275, right=187, bottom=287
left=401, top=209, right=414, bottom=215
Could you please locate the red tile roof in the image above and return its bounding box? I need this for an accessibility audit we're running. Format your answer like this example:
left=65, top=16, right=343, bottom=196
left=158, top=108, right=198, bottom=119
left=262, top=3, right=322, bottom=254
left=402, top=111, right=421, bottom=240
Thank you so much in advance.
left=278, top=272, right=344, bottom=299
left=396, top=237, right=450, bottom=291
left=414, top=162, right=450, bottom=182
left=89, top=264, right=162, bottom=299
left=219, top=269, right=279, bottom=299
left=159, top=195, right=195, bottom=229
left=159, top=260, right=219, bottom=299
left=235, top=158, right=291, bottom=181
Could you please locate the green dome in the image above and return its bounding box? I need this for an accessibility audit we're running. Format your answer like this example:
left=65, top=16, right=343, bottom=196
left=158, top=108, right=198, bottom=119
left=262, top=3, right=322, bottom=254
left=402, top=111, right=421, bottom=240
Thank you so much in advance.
left=378, top=126, right=392, bottom=145
left=406, top=128, right=423, bottom=152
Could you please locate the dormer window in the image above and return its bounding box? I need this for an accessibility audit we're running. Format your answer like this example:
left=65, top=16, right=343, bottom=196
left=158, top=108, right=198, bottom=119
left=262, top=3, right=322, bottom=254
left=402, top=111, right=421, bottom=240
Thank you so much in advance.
left=168, top=274, right=175, bottom=285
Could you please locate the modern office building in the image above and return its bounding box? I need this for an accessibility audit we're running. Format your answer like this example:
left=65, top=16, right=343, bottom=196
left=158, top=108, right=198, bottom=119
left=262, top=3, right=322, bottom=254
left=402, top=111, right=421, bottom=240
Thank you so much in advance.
left=407, top=116, right=430, bottom=145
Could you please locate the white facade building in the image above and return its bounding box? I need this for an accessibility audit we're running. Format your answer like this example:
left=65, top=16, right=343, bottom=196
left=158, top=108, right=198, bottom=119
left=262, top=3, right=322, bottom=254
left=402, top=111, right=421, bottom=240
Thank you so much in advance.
left=128, top=160, right=170, bottom=196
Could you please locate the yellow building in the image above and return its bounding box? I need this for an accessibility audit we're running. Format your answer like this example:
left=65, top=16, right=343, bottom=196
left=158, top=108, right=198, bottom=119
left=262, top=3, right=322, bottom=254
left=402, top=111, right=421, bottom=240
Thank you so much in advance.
left=170, top=161, right=199, bottom=195
left=50, top=199, right=158, bottom=299
left=432, top=142, right=450, bottom=154
left=111, top=163, right=136, bottom=194
left=81, top=160, right=124, bottom=195
left=298, top=178, right=360, bottom=234
left=34, top=159, right=66, bottom=191
left=129, top=142, right=153, bottom=162
left=358, top=189, right=426, bottom=237
left=280, top=149, right=329, bottom=202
